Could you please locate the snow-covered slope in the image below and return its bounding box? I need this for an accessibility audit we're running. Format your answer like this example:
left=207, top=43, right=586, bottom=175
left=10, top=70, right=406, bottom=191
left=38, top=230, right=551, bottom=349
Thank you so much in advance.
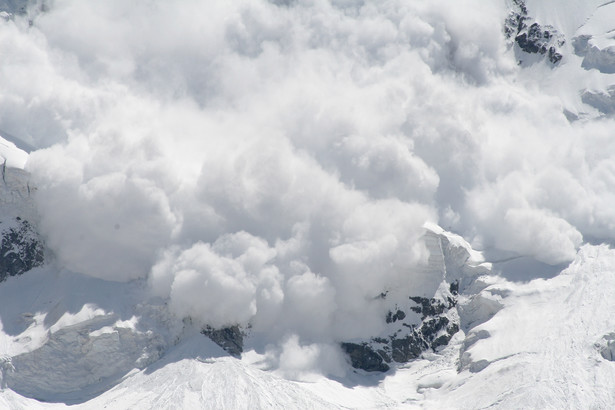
left=4, top=242, right=615, bottom=409
left=0, top=135, right=28, bottom=170
left=3, top=0, right=615, bottom=408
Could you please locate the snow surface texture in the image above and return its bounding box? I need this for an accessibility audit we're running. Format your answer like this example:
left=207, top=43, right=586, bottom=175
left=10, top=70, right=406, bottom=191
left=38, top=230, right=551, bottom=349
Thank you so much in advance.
left=2, top=0, right=615, bottom=408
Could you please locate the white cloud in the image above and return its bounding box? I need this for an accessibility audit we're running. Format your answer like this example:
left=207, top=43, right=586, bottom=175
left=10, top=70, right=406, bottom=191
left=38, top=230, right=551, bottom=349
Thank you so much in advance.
left=3, top=0, right=615, bottom=371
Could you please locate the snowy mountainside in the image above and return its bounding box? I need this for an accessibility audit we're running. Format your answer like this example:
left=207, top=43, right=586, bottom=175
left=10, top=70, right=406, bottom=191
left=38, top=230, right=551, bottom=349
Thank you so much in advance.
left=0, top=135, right=43, bottom=283
left=5, top=231, right=615, bottom=408
left=3, top=0, right=615, bottom=408
left=0, top=217, right=494, bottom=409
left=423, top=244, right=615, bottom=409
left=515, top=0, right=615, bottom=119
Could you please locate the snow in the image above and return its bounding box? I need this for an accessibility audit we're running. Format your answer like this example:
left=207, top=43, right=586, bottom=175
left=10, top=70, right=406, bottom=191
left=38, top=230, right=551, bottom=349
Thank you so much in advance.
left=577, top=2, right=615, bottom=49
left=3, top=227, right=615, bottom=409
left=0, top=135, right=27, bottom=170
left=3, top=223, right=615, bottom=408
left=2, top=0, right=615, bottom=408
left=422, top=244, right=615, bottom=408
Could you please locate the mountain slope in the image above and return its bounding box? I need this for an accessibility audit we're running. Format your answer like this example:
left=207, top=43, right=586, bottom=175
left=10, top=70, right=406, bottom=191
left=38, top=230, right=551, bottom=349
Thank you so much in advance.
left=3, top=0, right=615, bottom=408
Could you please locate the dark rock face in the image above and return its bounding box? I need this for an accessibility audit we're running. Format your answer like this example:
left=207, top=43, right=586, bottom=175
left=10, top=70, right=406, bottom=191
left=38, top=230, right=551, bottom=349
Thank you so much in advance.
left=341, top=342, right=390, bottom=372
left=504, top=0, right=564, bottom=64
left=202, top=325, right=244, bottom=358
left=385, top=309, right=406, bottom=324
left=409, top=296, right=447, bottom=319
left=0, top=217, right=44, bottom=283
left=342, top=282, right=460, bottom=372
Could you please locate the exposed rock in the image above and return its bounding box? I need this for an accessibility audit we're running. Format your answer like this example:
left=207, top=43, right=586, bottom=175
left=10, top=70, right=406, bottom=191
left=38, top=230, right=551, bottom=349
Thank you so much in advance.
left=449, top=280, right=459, bottom=296
left=409, top=296, right=447, bottom=319
left=385, top=309, right=406, bottom=324
left=0, top=217, right=44, bottom=282
left=202, top=325, right=244, bottom=358
left=390, top=332, right=426, bottom=363
left=339, top=226, right=490, bottom=372
left=504, top=0, right=564, bottom=65
left=341, top=342, right=390, bottom=372
left=342, top=287, right=460, bottom=371
left=0, top=166, right=43, bottom=284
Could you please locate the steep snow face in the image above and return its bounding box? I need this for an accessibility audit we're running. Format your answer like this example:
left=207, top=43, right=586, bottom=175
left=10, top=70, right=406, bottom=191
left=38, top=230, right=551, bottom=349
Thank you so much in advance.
left=422, top=244, right=615, bottom=409
left=0, top=267, right=178, bottom=404
left=3, top=244, right=615, bottom=409
left=523, top=0, right=606, bottom=40
left=0, top=135, right=27, bottom=170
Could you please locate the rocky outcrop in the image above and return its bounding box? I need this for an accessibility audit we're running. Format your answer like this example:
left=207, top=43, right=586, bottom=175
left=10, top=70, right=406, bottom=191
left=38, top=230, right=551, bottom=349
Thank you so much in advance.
left=340, top=225, right=491, bottom=372
left=342, top=282, right=460, bottom=372
left=202, top=325, right=244, bottom=358
left=341, top=342, right=390, bottom=372
left=0, top=166, right=45, bottom=283
left=0, top=217, right=44, bottom=282
left=504, top=0, right=564, bottom=64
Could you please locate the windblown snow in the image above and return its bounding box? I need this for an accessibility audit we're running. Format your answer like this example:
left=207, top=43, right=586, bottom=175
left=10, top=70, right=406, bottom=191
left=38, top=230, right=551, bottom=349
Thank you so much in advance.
left=2, top=0, right=615, bottom=408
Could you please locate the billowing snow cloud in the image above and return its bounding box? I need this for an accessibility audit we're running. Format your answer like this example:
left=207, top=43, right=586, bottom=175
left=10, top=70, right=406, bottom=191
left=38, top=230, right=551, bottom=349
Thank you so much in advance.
left=3, top=0, right=615, bottom=372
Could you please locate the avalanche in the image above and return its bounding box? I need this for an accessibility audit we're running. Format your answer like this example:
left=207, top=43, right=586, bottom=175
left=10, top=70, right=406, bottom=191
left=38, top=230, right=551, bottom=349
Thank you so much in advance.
left=2, top=0, right=615, bottom=408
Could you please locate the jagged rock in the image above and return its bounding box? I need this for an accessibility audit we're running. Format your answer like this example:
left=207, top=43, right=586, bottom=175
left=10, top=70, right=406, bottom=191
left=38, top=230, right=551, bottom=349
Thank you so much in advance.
left=340, top=227, right=487, bottom=372
left=504, top=0, right=564, bottom=64
left=409, top=296, right=447, bottom=320
left=449, top=281, right=459, bottom=296
left=202, top=325, right=244, bottom=358
left=342, top=286, right=460, bottom=372
left=0, top=217, right=44, bottom=282
left=390, top=331, right=426, bottom=362
left=341, top=342, right=390, bottom=372
left=385, top=309, right=406, bottom=324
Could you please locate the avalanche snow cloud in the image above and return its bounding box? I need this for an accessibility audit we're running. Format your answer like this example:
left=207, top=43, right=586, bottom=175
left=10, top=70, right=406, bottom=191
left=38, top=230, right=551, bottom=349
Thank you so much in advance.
left=2, top=0, right=615, bottom=365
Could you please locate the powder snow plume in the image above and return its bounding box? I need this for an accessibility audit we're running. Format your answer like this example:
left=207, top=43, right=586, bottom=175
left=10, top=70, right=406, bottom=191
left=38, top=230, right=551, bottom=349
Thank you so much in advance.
left=1, top=0, right=614, bottom=374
